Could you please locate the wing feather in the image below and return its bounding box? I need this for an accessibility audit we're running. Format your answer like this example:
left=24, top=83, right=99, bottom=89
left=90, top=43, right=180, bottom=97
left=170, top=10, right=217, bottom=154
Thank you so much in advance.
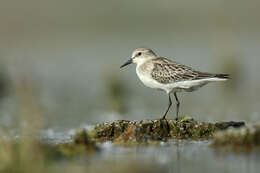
left=151, top=57, right=215, bottom=84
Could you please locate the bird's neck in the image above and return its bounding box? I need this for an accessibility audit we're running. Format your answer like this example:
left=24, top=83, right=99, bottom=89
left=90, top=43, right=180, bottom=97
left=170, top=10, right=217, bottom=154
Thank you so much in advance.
left=136, top=57, right=156, bottom=68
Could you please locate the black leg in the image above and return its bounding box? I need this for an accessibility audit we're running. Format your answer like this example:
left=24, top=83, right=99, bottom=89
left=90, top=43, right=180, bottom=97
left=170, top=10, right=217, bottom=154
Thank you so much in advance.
left=174, top=92, right=180, bottom=120
left=161, top=94, right=172, bottom=120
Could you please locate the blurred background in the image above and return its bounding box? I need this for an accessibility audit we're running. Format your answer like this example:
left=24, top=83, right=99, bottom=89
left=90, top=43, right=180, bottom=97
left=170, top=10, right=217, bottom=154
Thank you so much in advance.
left=0, top=0, right=260, bottom=132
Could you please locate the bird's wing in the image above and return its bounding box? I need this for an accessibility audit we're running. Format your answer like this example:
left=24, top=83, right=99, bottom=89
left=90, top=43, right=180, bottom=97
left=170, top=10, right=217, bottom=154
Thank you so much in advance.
left=151, top=57, right=215, bottom=84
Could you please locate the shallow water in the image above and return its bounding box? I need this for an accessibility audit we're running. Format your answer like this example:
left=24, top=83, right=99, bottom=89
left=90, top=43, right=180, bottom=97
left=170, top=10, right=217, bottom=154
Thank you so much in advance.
left=40, top=127, right=260, bottom=173
left=89, top=140, right=260, bottom=173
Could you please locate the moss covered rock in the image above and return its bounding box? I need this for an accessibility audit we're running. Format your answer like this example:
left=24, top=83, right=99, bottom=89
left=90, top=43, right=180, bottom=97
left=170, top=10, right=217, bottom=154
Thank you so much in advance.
left=212, top=121, right=260, bottom=151
left=89, top=117, right=245, bottom=144
left=58, top=129, right=99, bottom=156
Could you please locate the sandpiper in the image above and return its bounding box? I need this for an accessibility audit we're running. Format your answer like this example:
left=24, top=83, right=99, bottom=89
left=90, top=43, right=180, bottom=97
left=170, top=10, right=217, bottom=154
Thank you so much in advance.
left=120, top=48, right=230, bottom=120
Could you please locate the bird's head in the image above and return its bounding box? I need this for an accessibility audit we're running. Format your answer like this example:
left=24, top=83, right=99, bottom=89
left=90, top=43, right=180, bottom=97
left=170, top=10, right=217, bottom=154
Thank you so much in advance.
left=120, top=48, right=157, bottom=68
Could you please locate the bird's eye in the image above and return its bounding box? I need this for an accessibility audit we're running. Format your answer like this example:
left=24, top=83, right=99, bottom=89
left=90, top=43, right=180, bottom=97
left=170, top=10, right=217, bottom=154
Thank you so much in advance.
left=137, top=52, right=142, bottom=56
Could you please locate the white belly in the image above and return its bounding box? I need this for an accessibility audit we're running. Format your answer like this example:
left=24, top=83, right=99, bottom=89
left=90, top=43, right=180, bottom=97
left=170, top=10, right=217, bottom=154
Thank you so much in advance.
left=167, top=78, right=227, bottom=92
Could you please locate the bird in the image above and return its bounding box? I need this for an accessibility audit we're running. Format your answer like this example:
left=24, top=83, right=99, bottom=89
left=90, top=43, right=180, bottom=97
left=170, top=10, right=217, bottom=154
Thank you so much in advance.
left=120, top=48, right=230, bottom=120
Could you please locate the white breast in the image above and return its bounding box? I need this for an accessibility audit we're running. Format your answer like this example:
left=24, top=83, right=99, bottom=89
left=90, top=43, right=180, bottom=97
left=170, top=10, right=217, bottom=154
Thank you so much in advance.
left=136, top=65, right=169, bottom=92
left=136, top=69, right=156, bottom=88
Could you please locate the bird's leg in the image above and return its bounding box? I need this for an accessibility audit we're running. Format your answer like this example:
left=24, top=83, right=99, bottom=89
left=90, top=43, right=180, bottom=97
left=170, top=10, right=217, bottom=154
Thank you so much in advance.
left=161, top=94, right=172, bottom=120
left=174, top=92, right=180, bottom=120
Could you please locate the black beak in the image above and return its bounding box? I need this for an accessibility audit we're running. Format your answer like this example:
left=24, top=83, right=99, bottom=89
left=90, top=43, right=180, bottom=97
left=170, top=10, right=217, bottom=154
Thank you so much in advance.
left=120, top=59, right=133, bottom=68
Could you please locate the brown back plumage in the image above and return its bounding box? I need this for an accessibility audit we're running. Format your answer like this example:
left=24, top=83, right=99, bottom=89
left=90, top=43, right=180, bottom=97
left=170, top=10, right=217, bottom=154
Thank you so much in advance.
left=151, top=57, right=229, bottom=84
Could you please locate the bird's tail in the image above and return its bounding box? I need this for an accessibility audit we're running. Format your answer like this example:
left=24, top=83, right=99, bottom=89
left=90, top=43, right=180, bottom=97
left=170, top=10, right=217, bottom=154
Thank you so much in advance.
left=214, top=74, right=230, bottom=79
left=195, top=72, right=230, bottom=80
